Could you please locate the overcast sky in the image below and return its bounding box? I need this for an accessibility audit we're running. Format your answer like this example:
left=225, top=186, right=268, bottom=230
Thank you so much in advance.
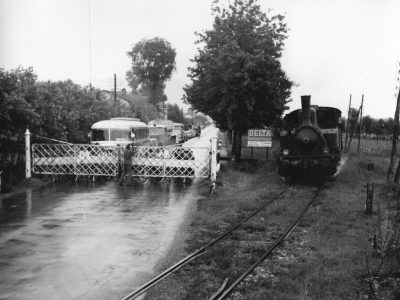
left=1, top=0, right=399, bottom=119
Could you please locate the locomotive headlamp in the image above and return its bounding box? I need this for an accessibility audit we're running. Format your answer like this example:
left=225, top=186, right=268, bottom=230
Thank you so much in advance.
left=283, top=149, right=289, bottom=156
left=323, top=147, right=329, bottom=154
left=130, top=132, right=136, bottom=140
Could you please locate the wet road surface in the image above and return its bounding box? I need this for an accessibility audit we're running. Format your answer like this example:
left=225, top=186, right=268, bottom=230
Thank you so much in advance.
left=0, top=125, right=218, bottom=300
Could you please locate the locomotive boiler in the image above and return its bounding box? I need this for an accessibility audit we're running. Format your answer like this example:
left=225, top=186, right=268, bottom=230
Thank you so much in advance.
left=277, top=95, right=343, bottom=179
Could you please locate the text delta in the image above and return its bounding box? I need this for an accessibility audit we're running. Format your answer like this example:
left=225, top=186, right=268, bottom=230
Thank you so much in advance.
left=248, top=129, right=272, bottom=138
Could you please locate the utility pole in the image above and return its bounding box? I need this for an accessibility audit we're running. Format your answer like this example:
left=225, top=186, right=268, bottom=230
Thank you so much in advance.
left=387, top=61, right=400, bottom=181
left=346, top=102, right=362, bottom=153
left=344, top=94, right=351, bottom=152
left=114, top=73, right=117, bottom=106
left=387, top=90, right=400, bottom=181
left=357, top=95, right=364, bottom=153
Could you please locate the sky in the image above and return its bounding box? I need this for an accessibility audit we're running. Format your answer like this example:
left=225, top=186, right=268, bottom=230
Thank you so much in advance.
left=1, top=0, right=400, bottom=119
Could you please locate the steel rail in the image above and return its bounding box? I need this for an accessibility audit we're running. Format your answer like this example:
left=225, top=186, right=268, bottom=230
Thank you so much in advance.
left=210, top=278, right=229, bottom=299
left=210, top=186, right=322, bottom=300
left=120, top=185, right=292, bottom=300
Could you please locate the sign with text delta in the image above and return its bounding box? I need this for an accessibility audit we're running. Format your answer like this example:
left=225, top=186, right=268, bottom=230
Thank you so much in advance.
left=247, top=128, right=272, bottom=147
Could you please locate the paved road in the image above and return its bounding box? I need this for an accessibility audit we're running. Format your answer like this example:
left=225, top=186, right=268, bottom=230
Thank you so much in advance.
left=0, top=125, right=218, bottom=300
left=183, top=125, right=217, bottom=148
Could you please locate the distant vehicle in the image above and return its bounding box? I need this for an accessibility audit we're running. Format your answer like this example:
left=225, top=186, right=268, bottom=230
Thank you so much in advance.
left=88, top=117, right=152, bottom=146
left=148, top=119, right=174, bottom=135
left=171, top=123, right=184, bottom=143
left=195, top=124, right=201, bottom=137
left=183, top=129, right=197, bottom=141
left=148, top=124, right=171, bottom=146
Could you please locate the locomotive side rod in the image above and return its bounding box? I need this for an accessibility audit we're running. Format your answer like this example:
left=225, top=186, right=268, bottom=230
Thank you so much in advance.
left=120, top=184, right=292, bottom=300
left=210, top=186, right=323, bottom=300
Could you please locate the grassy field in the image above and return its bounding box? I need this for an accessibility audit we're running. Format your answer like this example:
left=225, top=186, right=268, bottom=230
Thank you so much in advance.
left=144, top=137, right=399, bottom=299
left=347, top=138, right=400, bottom=299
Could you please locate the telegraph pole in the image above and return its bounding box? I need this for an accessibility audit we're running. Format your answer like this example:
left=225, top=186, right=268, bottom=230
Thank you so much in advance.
left=346, top=101, right=362, bottom=153
left=387, top=61, right=400, bottom=181
left=357, top=95, right=364, bottom=153
left=344, top=94, right=351, bottom=152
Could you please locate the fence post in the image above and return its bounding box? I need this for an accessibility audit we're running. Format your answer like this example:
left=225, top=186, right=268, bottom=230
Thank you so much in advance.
left=163, top=147, right=166, bottom=178
left=25, top=129, right=31, bottom=179
left=366, top=162, right=374, bottom=215
left=210, top=138, right=217, bottom=189
left=366, top=183, right=374, bottom=215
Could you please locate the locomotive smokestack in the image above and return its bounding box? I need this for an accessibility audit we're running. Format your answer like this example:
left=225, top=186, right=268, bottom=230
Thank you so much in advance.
left=300, top=95, right=312, bottom=126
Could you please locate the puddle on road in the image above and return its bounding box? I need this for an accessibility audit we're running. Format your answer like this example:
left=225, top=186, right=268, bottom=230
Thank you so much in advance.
left=0, top=179, right=202, bottom=300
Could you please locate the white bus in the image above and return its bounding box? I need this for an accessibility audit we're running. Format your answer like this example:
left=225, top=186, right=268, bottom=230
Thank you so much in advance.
left=88, top=117, right=152, bottom=146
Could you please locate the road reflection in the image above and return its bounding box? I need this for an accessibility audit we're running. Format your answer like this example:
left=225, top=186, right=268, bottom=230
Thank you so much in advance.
left=0, top=179, right=200, bottom=300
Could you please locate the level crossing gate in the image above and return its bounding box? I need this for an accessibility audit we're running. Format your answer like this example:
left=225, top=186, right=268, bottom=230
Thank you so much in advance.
left=31, top=143, right=212, bottom=179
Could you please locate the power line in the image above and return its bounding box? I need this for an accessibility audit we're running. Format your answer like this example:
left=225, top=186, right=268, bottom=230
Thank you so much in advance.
left=88, top=0, right=92, bottom=87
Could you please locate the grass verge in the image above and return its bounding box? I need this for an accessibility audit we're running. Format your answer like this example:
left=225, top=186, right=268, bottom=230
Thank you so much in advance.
left=145, top=138, right=398, bottom=299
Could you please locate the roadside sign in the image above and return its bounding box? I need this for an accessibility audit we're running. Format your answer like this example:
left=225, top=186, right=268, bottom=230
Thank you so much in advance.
left=247, top=128, right=272, bottom=147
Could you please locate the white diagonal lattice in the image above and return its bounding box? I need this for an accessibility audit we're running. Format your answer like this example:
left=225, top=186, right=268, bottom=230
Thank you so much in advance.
left=32, top=144, right=118, bottom=176
left=131, top=146, right=210, bottom=178
left=32, top=144, right=210, bottom=178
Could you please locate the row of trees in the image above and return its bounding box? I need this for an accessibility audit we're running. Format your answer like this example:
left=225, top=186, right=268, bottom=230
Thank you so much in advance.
left=1, top=67, right=118, bottom=144
left=347, top=107, right=395, bottom=139
left=359, top=116, right=394, bottom=139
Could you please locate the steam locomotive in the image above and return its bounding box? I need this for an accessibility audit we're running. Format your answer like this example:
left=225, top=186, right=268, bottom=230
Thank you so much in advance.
left=277, top=95, right=343, bottom=179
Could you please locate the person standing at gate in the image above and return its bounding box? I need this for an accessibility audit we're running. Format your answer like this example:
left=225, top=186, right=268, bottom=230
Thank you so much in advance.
left=119, top=144, right=135, bottom=186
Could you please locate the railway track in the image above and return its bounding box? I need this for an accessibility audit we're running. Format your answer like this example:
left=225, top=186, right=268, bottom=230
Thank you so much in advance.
left=120, top=184, right=293, bottom=300
left=209, top=186, right=323, bottom=300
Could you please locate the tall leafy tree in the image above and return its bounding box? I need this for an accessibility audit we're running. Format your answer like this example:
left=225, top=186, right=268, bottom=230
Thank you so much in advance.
left=126, top=37, right=176, bottom=105
left=0, top=67, right=38, bottom=139
left=184, top=0, right=292, bottom=159
left=167, top=103, right=185, bottom=124
left=34, top=80, right=115, bottom=143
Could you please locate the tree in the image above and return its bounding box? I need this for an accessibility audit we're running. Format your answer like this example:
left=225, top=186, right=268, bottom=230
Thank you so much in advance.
left=0, top=67, right=39, bottom=139
left=33, top=80, right=116, bottom=143
left=126, top=37, right=176, bottom=105
left=167, top=103, right=185, bottom=124
left=183, top=0, right=292, bottom=159
left=193, top=113, right=209, bottom=126
left=0, top=67, right=39, bottom=183
left=362, top=115, right=373, bottom=135
left=129, top=95, right=159, bottom=123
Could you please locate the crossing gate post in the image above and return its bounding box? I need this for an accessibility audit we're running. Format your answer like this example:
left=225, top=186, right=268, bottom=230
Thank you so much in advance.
left=210, top=138, right=217, bottom=191
left=25, top=129, right=31, bottom=179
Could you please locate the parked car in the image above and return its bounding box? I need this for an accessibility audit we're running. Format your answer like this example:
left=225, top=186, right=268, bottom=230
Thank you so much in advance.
left=183, top=129, right=197, bottom=141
